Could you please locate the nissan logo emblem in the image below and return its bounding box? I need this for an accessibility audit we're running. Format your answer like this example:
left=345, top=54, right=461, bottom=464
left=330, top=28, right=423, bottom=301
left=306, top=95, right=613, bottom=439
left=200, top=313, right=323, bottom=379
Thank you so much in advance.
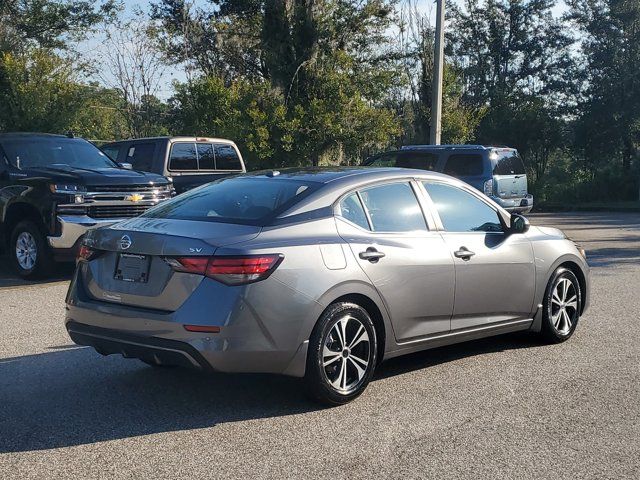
left=119, top=235, right=132, bottom=250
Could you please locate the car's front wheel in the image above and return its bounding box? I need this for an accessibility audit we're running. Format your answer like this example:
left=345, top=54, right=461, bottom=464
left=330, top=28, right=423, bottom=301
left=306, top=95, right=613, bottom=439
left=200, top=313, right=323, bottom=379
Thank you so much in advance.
left=541, top=267, right=582, bottom=343
left=9, top=220, right=53, bottom=279
left=305, top=302, right=377, bottom=405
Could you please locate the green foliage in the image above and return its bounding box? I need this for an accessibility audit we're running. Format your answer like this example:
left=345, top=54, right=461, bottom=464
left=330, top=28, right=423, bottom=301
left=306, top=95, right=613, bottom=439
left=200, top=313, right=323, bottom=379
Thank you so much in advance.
left=568, top=0, right=640, bottom=173
left=0, top=49, right=132, bottom=141
left=0, top=0, right=117, bottom=53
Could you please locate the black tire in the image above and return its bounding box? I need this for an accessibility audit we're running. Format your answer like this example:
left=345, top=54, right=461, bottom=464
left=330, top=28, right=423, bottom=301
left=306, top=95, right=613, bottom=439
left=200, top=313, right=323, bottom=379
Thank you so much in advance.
left=304, top=302, right=377, bottom=406
left=540, top=267, right=581, bottom=343
left=9, top=220, right=54, bottom=279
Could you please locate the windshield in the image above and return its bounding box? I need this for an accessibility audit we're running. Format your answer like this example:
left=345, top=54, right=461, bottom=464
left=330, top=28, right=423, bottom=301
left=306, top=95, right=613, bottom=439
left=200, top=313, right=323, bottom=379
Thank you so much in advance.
left=142, top=177, right=322, bottom=225
left=1, top=137, right=118, bottom=170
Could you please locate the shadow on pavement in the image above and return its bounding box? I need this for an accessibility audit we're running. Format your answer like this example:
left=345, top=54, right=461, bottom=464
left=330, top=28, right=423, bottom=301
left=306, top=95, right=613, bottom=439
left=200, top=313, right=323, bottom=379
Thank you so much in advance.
left=0, top=257, right=74, bottom=288
left=0, top=331, right=541, bottom=453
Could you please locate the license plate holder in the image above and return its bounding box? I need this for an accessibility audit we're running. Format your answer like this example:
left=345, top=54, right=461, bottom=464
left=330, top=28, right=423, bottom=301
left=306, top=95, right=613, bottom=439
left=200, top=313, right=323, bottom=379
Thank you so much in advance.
left=115, top=253, right=151, bottom=283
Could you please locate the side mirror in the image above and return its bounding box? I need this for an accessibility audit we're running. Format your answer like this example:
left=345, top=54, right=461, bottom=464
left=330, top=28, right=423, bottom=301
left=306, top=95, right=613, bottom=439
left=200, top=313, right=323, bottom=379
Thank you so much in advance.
left=510, top=214, right=530, bottom=234
left=119, top=162, right=133, bottom=170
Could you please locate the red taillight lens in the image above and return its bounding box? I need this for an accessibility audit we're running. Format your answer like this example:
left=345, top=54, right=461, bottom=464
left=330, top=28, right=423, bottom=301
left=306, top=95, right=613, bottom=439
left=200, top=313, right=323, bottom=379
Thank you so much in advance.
left=164, top=257, right=209, bottom=275
left=164, top=254, right=283, bottom=285
left=77, top=245, right=98, bottom=263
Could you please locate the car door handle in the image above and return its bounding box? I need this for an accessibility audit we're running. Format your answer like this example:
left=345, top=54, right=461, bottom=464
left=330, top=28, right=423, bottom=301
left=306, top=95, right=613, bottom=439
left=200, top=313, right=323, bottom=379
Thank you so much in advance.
left=359, top=248, right=386, bottom=262
left=454, top=247, right=475, bottom=260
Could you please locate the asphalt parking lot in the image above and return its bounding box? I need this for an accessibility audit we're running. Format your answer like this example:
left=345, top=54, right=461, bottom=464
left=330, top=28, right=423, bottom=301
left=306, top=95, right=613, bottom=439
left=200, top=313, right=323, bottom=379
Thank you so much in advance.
left=1, top=212, right=639, bottom=479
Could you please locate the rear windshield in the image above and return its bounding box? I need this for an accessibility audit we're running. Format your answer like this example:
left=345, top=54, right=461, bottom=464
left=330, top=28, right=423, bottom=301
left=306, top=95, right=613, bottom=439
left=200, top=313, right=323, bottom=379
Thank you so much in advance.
left=493, top=151, right=525, bottom=175
left=169, top=142, right=243, bottom=171
left=141, top=177, right=321, bottom=225
left=1, top=137, right=117, bottom=169
left=365, top=151, right=438, bottom=171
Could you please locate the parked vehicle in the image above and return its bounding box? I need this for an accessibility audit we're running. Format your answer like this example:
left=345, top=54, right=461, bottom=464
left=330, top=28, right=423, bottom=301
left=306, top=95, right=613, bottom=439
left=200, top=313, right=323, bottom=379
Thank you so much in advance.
left=363, top=145, right=534, bottom=213
left=101, top=137, right=246, bottom=194
left=66, top=167, right=589, bottom=405
left=0, top=133, right=173, bottom=278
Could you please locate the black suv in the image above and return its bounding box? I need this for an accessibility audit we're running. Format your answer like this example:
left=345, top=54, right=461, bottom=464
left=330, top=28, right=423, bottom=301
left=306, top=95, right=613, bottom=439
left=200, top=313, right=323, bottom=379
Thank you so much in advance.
left=0, top=133, right=173, bottom=278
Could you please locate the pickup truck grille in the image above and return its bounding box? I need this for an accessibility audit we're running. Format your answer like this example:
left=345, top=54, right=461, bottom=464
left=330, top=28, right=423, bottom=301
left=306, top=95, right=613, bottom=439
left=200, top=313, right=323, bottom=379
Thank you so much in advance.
left=87, top=184, right=166, bottom=193
left=88, top=205, right=152, bottom=219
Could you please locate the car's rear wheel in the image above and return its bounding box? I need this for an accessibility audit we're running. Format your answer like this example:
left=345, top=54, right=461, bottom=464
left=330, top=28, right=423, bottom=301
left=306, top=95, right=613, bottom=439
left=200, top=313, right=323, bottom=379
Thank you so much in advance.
left=540, top=267, right=581, bottom=343
left=9, top=220, right=53, bottom=279
left=305, top=302, right=377, bottom=405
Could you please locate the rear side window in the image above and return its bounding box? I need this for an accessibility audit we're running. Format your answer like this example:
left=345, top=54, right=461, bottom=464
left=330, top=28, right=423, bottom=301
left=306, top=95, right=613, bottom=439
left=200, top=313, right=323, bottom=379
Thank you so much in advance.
left=493, top=151, right=525, bottom=175
left=126, top=142, right=155, bottom=172
left=395, top=152, right=438, bottom=170
left=338, top=193, right=369, bottom=230
left=359, top=183, right=427, bottom=232
left=215, top=144, right=242, bottom=170
left=142, top=178, right=320, bottom=225
left=169, top=143, right=198, bottom=170
left=423, top=182, right=502, bottom=232
left=443, top=154, right=483, bottom=176
left=364, top=151, right=438, bottom=171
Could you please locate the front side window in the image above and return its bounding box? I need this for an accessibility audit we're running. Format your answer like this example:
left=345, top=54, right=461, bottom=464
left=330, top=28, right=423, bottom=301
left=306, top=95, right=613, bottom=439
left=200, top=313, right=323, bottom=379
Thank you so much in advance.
left=443, top=154, right=484, bottom=176
left=359, top=183, right=427, bottom=232
left=338, top=193, right=370, bottom=230
left=2, top=138, right=117, bottom=170
left=127, top=142, right=155, bottom=171
left=101, top=145, right=120, bottom=162
left=423, top=182, right=503, bottom=233
left=169, top=143, right=198, bottom=171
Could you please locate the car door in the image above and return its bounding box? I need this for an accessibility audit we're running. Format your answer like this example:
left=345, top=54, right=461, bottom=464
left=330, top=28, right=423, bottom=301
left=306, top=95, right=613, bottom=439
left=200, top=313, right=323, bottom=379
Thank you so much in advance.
left=421, top=180, right=535, bottom=330
left=335, top=181, right=455, bottom=341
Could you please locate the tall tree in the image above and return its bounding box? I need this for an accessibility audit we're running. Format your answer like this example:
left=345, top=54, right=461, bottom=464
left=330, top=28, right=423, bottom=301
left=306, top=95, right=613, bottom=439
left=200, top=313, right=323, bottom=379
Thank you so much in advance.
left=448, top=0, right=575, bottom=184
left=154, top=0, right=402, bottom=166
left=568, top=0, right=640, bottom=172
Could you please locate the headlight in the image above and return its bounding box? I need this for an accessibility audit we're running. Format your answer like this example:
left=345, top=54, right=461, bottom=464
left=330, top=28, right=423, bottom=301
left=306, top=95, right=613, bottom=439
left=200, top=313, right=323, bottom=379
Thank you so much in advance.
left=577, top=246, right=587, bottom=260
left=50, top=184, right=86, bottom=194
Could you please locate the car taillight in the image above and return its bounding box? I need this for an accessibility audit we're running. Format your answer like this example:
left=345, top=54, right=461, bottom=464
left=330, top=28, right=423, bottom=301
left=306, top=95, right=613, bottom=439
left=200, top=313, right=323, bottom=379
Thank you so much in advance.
left=483, top=178, right=494, bottom=196
left=164, top=254, right=283, bottom=285
left=77, top=245, right=99, bottom=263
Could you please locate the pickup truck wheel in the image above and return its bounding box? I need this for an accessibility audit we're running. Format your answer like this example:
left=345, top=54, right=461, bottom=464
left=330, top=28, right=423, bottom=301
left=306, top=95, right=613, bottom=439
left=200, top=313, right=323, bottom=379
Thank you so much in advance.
left=10, top=220, right=53, bottom=279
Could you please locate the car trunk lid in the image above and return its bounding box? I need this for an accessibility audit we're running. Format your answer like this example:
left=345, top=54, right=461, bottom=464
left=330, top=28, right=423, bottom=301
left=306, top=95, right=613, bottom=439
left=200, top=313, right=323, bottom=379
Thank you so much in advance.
left=492, top=150, right=528, bottom=199
left=81, top=218, right=261, bottom=311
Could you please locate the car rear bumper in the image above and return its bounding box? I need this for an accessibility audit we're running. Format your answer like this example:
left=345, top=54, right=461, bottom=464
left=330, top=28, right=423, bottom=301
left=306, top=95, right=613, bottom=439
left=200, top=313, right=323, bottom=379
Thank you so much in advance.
left=66, top=321, right=213, bottom=370
left=64, top=267, right=312, bottom=377
left=48, top=215, right=123, bottom=250
left=493, top=194, right=533, bottom=214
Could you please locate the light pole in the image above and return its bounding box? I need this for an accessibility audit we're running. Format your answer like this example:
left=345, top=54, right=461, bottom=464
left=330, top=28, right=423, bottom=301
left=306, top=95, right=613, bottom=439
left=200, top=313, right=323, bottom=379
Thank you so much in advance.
left=430, top=0, right=445, bottom=145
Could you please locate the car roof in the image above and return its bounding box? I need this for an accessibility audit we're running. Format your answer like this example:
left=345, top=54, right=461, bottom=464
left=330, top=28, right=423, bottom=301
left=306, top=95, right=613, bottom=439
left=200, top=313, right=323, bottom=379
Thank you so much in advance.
left=0, top=132, right=68, bottom=140
left=244, top=166, right=451, bottom=184
left=103, top=136, right=237, bottom=145
left=400, top=144, right=516, bottom=151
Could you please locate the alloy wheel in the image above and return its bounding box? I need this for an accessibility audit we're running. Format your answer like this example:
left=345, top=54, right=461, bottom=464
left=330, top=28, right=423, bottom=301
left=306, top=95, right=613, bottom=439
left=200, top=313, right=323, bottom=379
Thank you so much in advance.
left=550, top=277, right=578, bottom=335
left=15, top=232, right=37, bottom=271
left=322, top=315, right=371, bottom=394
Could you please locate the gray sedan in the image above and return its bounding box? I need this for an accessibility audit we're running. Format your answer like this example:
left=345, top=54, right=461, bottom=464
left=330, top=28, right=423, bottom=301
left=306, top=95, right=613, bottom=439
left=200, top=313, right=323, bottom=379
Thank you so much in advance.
left=65, top=168, right=590, bottom=405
